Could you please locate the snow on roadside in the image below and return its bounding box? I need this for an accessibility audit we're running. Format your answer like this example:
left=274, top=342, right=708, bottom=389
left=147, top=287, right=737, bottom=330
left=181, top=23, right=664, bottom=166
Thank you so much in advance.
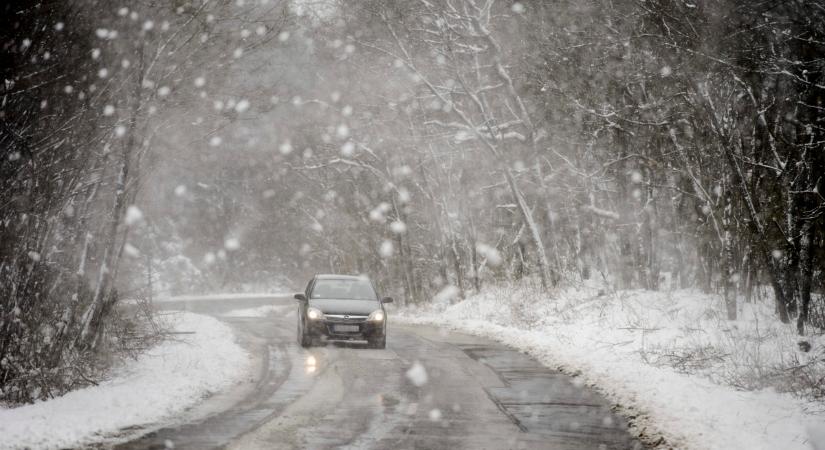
left=396, top=283, right=825, bottom=450
left=223, top=304, right=292, bottom=318
left=154, top=292, right=292, bottom=303
left=0, top=312, right=251, bottom=450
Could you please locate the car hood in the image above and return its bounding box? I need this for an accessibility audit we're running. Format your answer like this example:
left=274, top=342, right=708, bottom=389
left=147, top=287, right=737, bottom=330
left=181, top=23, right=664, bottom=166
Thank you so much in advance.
left=309, top=298, right=380, bottom=315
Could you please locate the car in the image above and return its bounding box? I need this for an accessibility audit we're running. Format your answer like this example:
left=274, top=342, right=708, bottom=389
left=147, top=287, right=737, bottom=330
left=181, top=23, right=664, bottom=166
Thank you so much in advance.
left=295, top=274, right=392, bottom=349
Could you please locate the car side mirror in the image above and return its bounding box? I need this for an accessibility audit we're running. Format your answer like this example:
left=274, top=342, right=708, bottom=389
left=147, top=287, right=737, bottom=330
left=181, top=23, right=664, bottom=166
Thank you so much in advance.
left=294, top=293, right=307, bottom=302
left=381, top=297, right=393, bottom=304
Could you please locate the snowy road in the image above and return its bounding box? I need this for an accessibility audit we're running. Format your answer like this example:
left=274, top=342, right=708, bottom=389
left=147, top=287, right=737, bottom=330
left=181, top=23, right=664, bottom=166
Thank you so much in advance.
left=118, top=295, right=639, bottom=450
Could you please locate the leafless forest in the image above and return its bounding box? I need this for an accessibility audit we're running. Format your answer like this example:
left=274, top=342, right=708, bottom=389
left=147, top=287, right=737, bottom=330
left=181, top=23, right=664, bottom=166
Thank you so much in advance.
left=1, top=0, right=823, bottom=404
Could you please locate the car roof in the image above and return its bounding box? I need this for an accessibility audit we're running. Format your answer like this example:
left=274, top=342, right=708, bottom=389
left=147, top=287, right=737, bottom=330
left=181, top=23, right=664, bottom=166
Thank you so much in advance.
left=314, top=274, right=370, bottom=281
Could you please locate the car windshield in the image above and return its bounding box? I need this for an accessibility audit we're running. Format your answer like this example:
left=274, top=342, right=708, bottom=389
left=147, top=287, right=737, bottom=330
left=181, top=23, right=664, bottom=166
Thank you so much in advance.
left=310, top=279, right=377, bottom=300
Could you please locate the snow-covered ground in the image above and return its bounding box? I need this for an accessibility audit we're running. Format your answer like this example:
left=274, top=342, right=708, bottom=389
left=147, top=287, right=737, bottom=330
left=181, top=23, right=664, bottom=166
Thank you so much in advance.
left=154, top=292, right=292, bottom=302
left=223, top=304, right=292, bottom=317
left=0, top=312, right=251, bottom=449
left=396, top=282, right=825, bottom=450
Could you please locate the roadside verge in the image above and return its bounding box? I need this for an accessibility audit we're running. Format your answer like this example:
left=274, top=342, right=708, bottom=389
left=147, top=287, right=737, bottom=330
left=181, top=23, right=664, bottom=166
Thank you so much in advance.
left=395, top=283, right=823, bottom=450
left=0, top=312, right=251, bottom=449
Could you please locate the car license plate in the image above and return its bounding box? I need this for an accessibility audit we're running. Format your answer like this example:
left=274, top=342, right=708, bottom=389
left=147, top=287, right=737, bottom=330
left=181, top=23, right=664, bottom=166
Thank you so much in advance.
left=333, top=324, right=359, bottom=333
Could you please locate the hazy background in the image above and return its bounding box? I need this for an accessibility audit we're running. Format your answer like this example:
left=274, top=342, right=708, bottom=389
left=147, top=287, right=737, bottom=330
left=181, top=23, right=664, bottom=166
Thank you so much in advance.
left=1, top=0, right=823, bottom=403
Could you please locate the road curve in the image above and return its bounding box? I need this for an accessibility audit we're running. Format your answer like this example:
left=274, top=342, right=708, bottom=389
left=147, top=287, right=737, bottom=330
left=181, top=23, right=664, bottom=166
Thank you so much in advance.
left=117, top=295, right=640, bottom=450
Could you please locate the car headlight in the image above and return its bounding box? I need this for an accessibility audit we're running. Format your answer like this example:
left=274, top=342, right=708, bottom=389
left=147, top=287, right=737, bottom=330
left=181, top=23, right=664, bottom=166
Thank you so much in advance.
left=368, top=310, right=385, bottom=322
left=307, top=307, right=325, bottom=320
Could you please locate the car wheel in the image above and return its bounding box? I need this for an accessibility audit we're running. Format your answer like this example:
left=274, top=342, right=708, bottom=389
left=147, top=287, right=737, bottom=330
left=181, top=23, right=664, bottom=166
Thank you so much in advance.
left=300, top=332, right=313, bottom=348
left=299, top=322, right=312, bottom=348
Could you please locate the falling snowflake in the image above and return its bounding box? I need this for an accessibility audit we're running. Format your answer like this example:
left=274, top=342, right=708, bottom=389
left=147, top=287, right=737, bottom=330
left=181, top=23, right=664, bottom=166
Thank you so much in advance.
left=379, top=240, right=394, bottom=258
left=433, top=285, right=460, bottom=305
left=224, top=237, right=241, bottom=251
left=397, top=188, right=411, bottom=203
left=235, top=99, right=250, bottom=113
left=204, top=252, right=216, bottom=264
left=476, top=243, right=503, bottom=267
left=123, top=243, right=140, bottom=257
left=405, top=361, right=428, bottom=387
left=390, top=221, right=407, bottom=234
left=124, top=206, right=143, bottom=226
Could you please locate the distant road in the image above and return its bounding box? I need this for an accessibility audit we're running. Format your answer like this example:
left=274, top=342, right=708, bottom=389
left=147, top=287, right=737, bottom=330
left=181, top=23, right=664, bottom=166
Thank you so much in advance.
left=118, top=294, right=639, bottom=449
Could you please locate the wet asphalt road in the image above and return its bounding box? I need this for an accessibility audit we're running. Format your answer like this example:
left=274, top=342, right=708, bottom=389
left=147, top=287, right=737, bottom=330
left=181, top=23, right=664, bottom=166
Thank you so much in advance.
left=117, top=295, right=639, bottom=450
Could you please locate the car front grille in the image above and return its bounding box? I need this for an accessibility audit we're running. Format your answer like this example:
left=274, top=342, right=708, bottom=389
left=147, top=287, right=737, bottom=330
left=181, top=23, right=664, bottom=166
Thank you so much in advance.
left=325, top=314, right=368, bottom=323
left=324, top=315, right=368, bottom=335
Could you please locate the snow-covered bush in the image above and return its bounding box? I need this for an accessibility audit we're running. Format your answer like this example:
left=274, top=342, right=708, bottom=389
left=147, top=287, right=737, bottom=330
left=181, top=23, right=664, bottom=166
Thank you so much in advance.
left=155, top=254, right=205, bottom=296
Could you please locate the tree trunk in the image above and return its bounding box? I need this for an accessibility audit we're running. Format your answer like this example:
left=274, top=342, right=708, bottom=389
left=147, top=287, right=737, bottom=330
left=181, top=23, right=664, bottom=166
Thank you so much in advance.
left=450, top=231, right=464, bottom=296
left=722, top=183, right=737, bottom=320
left=504, top=168, right=552, bottom=289
left=393, top=198, right=416, bottom=304
left=77, top=147, right=132, bottom=346
left=700, top=84, right=791, bottom=323
left=796, top=222, right=814, bottom=334
left=720, top=142, right=790, bottom=322
left=467, top=215, right=481, bottom=293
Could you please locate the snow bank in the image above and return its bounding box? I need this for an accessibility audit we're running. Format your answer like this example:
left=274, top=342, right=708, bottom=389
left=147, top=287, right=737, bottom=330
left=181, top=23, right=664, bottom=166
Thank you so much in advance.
left=0, top=312, right=251, bottom=449
left=223, top=304, right=292, bottom=317
left=397, top=283, right=825, bottom=450
left=154, top=292, right=292, bottom=302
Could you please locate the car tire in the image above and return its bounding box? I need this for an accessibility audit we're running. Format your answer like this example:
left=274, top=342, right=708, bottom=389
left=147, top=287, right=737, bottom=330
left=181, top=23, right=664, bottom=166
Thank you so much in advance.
left=299, top=322, right=312, bottom=348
